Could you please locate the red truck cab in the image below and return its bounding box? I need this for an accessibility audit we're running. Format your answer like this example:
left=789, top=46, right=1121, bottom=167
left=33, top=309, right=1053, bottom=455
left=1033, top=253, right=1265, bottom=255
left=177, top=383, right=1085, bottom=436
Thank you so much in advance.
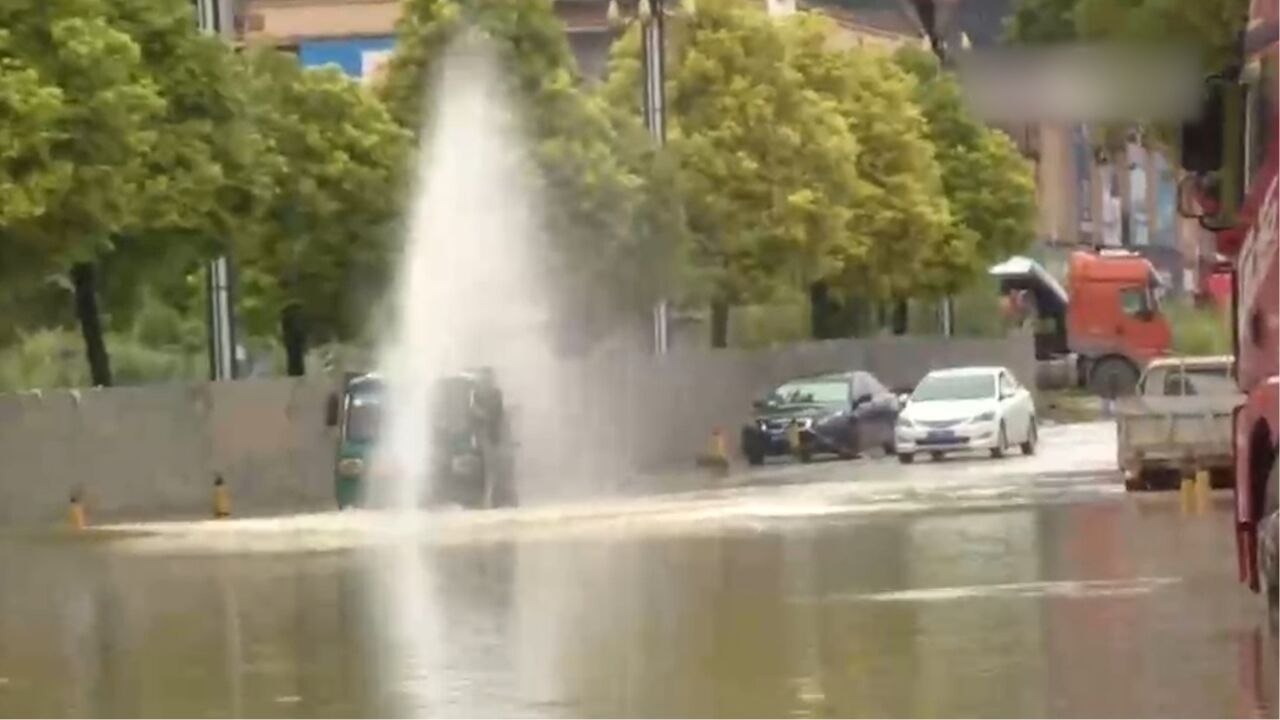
left=991, top=250, right=1171, bottom=396
left=1066, top=250, right=1172, bottom=394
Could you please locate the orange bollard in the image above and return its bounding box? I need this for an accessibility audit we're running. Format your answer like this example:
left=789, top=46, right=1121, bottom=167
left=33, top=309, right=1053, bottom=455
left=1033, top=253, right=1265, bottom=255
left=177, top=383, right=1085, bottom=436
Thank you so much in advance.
left=68, top=492, right=86, bottom=530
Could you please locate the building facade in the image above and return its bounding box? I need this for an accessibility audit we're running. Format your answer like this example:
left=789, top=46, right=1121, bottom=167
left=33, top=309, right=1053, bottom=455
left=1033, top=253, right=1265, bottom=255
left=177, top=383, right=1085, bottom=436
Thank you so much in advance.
left=234, top=0, right=614, bottom=83
left=232, top=0, right=924, bottom=83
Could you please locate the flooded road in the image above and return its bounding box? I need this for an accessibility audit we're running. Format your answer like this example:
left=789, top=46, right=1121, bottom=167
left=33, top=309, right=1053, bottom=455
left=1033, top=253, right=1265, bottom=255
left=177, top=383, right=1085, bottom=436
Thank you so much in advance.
left=0, top=422, right=1275, bottom=718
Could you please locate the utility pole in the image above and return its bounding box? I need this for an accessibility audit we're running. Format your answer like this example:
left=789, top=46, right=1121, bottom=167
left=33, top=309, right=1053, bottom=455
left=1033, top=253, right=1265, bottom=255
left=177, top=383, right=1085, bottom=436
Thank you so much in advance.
left=612, top=0, right=671, bottom=354
left=194, top=0, right=238, bottom=380
left=643, top=0, right=670, bottom=354
left=909, top=0, right=957, bottom=337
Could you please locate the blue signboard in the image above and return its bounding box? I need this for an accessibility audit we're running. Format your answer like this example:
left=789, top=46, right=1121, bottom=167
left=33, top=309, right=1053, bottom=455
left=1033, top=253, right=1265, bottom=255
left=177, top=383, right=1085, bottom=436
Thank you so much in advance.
left=297, top=36, right=395, bottom=79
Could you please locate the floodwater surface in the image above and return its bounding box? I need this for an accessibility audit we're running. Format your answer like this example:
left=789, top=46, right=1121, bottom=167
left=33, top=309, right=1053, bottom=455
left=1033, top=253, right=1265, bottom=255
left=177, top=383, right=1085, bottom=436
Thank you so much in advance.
left=0, top=423, right=1274, bottom=718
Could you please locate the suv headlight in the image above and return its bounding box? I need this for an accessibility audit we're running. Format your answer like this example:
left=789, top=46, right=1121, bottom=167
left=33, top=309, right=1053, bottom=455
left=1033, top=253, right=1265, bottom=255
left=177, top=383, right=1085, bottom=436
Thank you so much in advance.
left=897, top=416, right=916, bottom=429
left=795, top=417, right=814, bottom=430
left=972, top=411, right=996, bottom=423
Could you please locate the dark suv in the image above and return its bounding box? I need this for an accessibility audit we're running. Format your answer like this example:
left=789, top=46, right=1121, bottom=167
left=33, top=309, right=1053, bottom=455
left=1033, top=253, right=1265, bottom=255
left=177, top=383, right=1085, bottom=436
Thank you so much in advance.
left=741, top=371, right=901, bottom=465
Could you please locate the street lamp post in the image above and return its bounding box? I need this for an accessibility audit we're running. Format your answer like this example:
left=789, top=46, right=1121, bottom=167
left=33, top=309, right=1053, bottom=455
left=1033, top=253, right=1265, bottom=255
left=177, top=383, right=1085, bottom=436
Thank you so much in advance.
left=193, top=0, right=239, bottom=380
left=610, top=0, right=677, bottom=354
left=908, top=0, right=959, bottom=337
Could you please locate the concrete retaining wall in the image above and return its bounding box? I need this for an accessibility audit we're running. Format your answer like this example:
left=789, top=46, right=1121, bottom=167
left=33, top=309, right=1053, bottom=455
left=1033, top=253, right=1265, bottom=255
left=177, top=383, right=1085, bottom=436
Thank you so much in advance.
left=512, top=332, right=1037, bottom=500
left=0, top=332, right=1033, bottom=524
left=0, top=379, right=337, bottom=527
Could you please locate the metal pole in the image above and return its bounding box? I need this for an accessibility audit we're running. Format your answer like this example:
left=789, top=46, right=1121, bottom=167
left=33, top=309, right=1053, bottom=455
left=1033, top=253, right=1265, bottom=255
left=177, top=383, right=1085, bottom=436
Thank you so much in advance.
left=642, top=0, right=670, bottom=354
left=195, top=0, right=238, bottom=380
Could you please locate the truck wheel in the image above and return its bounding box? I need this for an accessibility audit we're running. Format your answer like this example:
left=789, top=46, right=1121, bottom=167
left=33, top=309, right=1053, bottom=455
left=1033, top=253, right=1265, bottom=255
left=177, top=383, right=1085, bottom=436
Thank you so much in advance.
left=746, top=450, right=764, bottom=466
left=1259, top=461, right=1278, bottom=631
left=1088, top=356, right=1139, bottom=399
left=898, top=453, right=915, bottom=464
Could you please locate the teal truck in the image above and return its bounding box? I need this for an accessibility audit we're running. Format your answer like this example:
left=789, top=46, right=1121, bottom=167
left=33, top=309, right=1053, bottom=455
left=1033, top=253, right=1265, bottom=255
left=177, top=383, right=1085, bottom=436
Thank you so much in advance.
left=329, top=369, right=516, bottom=509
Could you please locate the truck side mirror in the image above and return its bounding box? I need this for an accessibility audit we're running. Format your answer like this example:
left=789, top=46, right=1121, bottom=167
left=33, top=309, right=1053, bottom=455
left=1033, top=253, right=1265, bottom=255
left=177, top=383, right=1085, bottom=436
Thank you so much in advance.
left=325, top=392, right=340, bottom=428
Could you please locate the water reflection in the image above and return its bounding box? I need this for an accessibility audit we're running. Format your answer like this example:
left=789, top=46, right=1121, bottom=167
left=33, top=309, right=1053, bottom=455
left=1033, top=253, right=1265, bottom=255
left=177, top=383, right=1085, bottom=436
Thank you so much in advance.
left=0, top=496, right=1274, bottom=718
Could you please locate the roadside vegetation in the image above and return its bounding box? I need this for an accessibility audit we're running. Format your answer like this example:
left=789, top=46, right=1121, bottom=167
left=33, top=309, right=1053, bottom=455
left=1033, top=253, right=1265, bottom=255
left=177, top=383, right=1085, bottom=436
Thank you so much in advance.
left=11, top=0, right=1249, bottom=391
left=1165, top=299, right=1233, bottom=357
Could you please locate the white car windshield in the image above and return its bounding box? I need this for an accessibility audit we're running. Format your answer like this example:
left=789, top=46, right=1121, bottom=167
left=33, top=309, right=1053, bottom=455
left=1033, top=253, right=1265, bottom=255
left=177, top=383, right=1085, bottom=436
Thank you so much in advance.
left=912, top=374, right=997, bottom=402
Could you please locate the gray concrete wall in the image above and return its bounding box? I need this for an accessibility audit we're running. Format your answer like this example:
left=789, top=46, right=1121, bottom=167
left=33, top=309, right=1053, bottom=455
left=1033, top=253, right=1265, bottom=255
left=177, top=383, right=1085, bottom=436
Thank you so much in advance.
left=0, top=379, right=338, bottom=527
left=509, top=331, right=1037, bottom=500
left=0, top=333, right=1033, bottom=524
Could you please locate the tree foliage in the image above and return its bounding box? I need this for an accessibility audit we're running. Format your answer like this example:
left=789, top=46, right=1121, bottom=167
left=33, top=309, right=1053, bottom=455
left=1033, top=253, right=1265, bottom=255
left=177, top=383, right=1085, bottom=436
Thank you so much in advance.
left=600, top=2, right=1025, bottom=344
left=0, top=0, right=415, bottom=385
left=0, top=0, right=164, bottom=272
left=235, top=50, right=411, bottom=372
left=602, top=0, right=873, bottom=344
left=785, top=15, right=961, bottom=302
left=895, top=46, right=1036, bottom=270
left=1006, top=0, right=1248, bottom=66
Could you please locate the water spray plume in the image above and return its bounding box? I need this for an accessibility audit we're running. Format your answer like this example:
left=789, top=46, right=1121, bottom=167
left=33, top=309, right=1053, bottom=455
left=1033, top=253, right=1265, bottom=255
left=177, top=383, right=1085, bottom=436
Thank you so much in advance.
left=370, top=33, right=555, bottom=513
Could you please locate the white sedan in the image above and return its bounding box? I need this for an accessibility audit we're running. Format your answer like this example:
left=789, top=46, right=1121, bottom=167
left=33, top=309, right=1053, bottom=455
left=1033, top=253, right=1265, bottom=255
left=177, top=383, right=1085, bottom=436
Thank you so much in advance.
left=894, top=366, right=1038, bottom=463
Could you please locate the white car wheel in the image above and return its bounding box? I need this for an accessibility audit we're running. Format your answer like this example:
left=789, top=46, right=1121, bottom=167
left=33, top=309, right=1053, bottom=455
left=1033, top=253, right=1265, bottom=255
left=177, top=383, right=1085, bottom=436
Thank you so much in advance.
left=991, top=422, right=1007, bottom=459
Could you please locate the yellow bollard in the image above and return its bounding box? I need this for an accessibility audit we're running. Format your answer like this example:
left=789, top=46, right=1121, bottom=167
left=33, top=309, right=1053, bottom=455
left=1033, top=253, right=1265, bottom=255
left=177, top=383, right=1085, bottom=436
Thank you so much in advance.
left=1179, top=473, right=1195, bottom=515
left=711, top=427, right=727, bottom=464
left=68, top=492, right=85, bottom=530
left=1194, top=469, right=1211, bottom=514
left=696, top=428, right=730, bottom=471
left=213, top=476, right=230, bottom=519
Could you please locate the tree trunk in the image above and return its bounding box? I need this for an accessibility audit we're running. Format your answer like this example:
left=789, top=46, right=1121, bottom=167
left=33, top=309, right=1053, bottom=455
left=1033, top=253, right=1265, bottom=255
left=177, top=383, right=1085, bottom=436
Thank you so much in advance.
left=809, top=281, right=833, bottom=340
left=710, top=301, right=729, bottom=349
left=847, top=296, right=868, bottom=337
left=280, top=304, right=307, bottom=377
left=891, top=299, right=908, bottom=336
left=71, top=262, right=112, bottom=387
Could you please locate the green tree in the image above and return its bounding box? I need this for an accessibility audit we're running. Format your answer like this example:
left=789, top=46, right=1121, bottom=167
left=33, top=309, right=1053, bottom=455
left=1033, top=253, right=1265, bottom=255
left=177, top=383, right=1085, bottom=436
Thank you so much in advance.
left=236, top=50, right=411, bottom=376
left=99, top=0, right=273, bottom=337
left=381, top=0, right=672, bottom=353
left=604, top=0, right=869, bottom=347
left=0, top=0, right=264, bottom=386
left=0, top=43, right=75, bottom=346
left=786, top=15, right=962, bottom=338
left=1003, top=0, right=1079, bottom=43
left=0, top=0, right=168, bottom=385
left=895, top=46, right=1036, bottom=269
